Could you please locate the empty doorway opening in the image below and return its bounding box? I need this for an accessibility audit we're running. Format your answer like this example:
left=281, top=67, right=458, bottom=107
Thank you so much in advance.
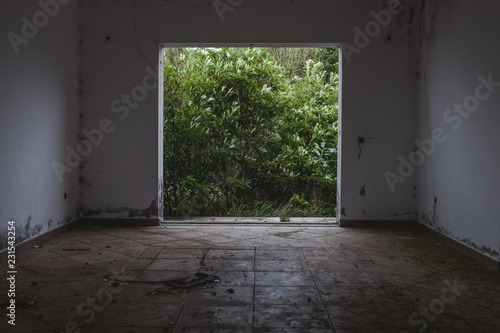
left=160, top=44, right=341, bottom=224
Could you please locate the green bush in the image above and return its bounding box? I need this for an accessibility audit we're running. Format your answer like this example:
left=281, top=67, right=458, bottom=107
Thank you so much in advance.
left=163, top=47, right=338, bottom=217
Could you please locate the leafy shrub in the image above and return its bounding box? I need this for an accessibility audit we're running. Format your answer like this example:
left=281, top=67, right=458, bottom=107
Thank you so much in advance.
left=163, top=47, right=338, bottom=217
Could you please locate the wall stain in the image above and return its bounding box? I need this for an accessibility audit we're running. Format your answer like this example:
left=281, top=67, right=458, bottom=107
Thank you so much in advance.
left=340, top=207, right=347, bottom=218
left=392, top=211, right=413, bottom=217
left=420, top=195, right=498, bottom=259
left=129, top=200, right=158, bottom=217
left=30, top=224, right=44, bottom=237
left=23, top=216, right=31, bottom=242
left=58, top=217, right=72, bottom=226
left=436, top=226, right=500, bottom=259
left=432, top=196, right=437, bottom=228
left=359, top=185, right=366, bottom=196
left=357, top=137, right=365, bottom=160
left=81, top=199, right=159, bottom=218
left=1, top=216, right=74, bottom=251
left=420, top=0, right=459, bottom=42
left=420, top=213, right=432, bottom=227
left=79, top=176, right=91, bottom=186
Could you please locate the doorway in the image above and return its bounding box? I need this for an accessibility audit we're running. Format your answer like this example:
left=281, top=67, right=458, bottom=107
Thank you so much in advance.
left=159, top=44, right=342, bottom=225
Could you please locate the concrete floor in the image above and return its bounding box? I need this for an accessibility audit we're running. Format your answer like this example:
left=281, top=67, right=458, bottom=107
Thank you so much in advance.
left=1, top=224, right=499, bottom=332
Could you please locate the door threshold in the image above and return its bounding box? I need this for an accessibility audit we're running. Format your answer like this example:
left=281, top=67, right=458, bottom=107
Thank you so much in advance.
left=162, top=216, right=338, bottom=226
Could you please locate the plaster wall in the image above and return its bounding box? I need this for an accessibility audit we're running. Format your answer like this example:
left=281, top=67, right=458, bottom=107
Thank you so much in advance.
left=417, top=0, right=500, bottom=259
left=0, top=0, right=80, bottom=250
left=79, top=0, right=419, bottom=221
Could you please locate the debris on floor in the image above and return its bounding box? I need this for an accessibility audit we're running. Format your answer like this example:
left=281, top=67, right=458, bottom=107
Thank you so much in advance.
left=164, top=273, right=220, bottom=289
left=102, top=272, right=220, bottom=289
left=148, top=288, right=170, bottom=296
left=111, top=282, right=122, bottom=288
left=7, top=224, right=500, bottom=331
left=18, top=299, right=36, bottom=309
left=32, top=245, right=42, bottom=249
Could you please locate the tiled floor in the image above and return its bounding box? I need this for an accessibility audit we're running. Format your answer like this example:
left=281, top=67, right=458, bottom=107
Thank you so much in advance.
left=1, top=223, right=500, bottom=332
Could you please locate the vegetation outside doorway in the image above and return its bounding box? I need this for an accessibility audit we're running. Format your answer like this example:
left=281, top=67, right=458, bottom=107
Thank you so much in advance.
left=161, top=45, right=340, bottom=223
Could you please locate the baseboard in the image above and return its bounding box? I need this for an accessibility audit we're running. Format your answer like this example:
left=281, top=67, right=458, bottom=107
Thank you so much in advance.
left=338, top=219, right=417, bottom=228
left=417, top=222, right=500, bottom=271
left=79, top=217, right=161, bottom=227
left=0, top=218, right=80, bottom=255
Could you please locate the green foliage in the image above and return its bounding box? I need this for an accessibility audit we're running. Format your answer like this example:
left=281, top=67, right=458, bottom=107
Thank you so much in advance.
left=240, top=201, right=276, bottom=217
left=163, top=47, right=338, bottom=217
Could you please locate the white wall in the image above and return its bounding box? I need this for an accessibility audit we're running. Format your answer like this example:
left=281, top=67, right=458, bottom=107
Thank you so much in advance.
left=417, top=0, right=500, bottom=259
left=0, top=0, right=80, bottom=250
left=79, top=0, right=419, bottom=221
